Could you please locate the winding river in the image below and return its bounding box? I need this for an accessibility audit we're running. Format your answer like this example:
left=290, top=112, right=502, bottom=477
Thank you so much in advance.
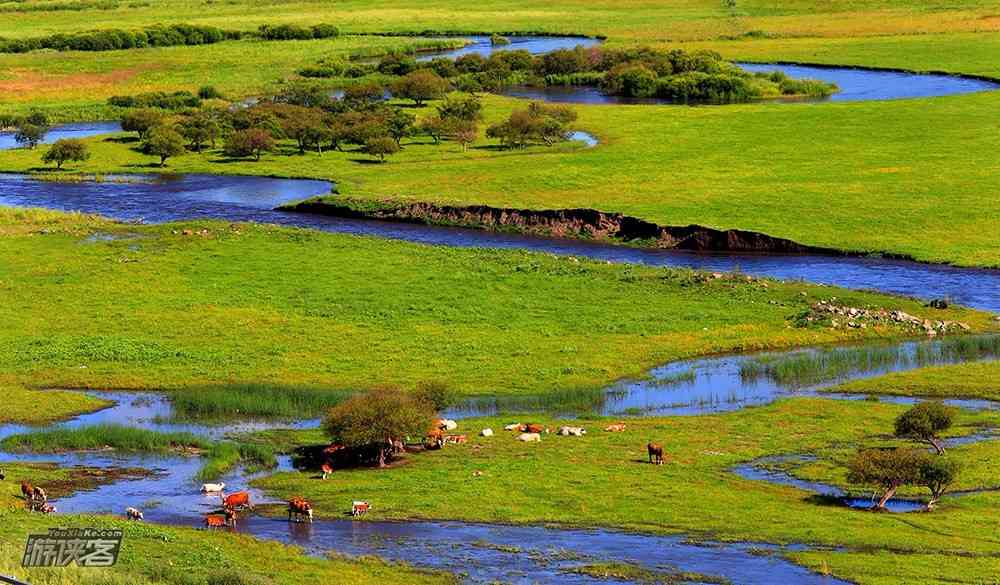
left=2, top=34, right=999, bottom=585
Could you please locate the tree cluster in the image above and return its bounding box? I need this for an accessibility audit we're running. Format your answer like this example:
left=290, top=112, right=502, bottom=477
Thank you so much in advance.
left=846, top=401, right=960, bottom=511
left=486, top=102, right=576, bottom=149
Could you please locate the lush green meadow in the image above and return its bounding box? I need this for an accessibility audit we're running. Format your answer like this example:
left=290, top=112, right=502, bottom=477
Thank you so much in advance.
left=0, top=464, right=454, bottom=585
left=832, top=360, right=1000, bottom=402
left=254, top=397, right=1000, bottom=585
left=6, top=208, right=989, bottom=423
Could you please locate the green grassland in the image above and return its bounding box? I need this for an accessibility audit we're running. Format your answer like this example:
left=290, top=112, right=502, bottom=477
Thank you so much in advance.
left=253, top=397, right=1000, bottom=585
left=2, top=208, right=993, bottom=423
left=831, top=360, right=1000, bottom=401
left=0, top=464, right=454, bottom=585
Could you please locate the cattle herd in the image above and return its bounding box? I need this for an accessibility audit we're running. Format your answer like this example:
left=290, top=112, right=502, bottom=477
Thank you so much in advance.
left=8, top=419, right=665, bottom=530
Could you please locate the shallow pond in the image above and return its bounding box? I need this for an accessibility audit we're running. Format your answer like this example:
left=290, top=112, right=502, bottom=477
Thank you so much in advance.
left=1, top=173, right=999, bottom=313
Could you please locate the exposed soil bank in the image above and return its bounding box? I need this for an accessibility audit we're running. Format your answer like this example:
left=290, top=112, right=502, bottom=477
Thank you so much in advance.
left=281, top=197, right=867, bottom=256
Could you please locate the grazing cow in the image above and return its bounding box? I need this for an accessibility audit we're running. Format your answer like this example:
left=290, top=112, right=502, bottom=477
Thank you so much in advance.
left=605, top=423, right=626, bottom=432
left=503, top=423, right=524, bottom=432
left=201, top=482, right=226, bottom=493
left=517, top=432, right=542, bottom=442
left=36, top=503, right=56, bottom=514
left=222, top=491, right=252, bottom=511
left=287, top=497, right=313, bottom=523
left=558, top=426, right=586, bottom=437
left=125, top=507, right=144, bottom=521
left=321, top=463, right=334, bottom=480
left=20, top=481, right=33, bottom=501
left=480, top=428, right=494, bottom=437
left=351, top=501, right=370, bottom=517
left=444, top=434, right=467, bottom=444
left=647, top=442, right=664, bottom=465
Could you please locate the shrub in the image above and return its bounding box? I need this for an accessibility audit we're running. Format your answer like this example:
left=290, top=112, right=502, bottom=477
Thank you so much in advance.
left=601, top=64, right=658, bottom=98
left=109, top=90, right=200, bottom=110
left=391, top=70, right=450, bottom=106
left=487, top=101, right=577, bottom=148
left=323, top=386, right=431, bottom=466
left=178, top=111, right=222, bottom=152
left=490, top=34, right=511, bottom=46
left=343, top=82, right=385, bottom=106
left=414, top=381, right=458, bottom=412
left=895, top=401, right=955, bottom=454
left=310, top=24, right=340, bottom=39
left=142, top=126, right=186, bottom=167
left=223, top=128, right=274, bottom=161
left=378, top=53, right=418, bottom=76
left=197, top=85, right=224, bottom=100
left=42, top=138, right=90, bottom=169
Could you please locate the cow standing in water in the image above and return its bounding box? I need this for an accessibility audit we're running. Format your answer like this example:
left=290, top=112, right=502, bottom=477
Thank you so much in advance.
left=288, top=497, right=313, bottom=523
left=221, top=491, right=253, bottom=511
left=647, top=442, right=664, bottom=465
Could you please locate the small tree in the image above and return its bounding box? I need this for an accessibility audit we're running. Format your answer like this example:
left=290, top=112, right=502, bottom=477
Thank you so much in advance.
left=143, top=126, right=186, bottom=167
left=224, top=128, right=275, bottom=161
left=121, top=108, right=165, bottom=140
left=895, top=401, right=954, bottom=455
left=391, top=70, right=450, bottom=107
left=343, top=82, right=384, bottom=107
left=41, top=138, right=89, bottom=169
left=453, top=119, right=479, bottom=151
left=14, top=123, right=47, bottom=149
left=918, top=456, right=960, bottom=511
left=323, top=386, right=431, bottom=467
left=847, top=448, right=926, bottom=510
left=178, top=111, right=221, bottom=153
left=363, top=136, right=400, bottom=162
left=385, top=108, right=415, bottom=147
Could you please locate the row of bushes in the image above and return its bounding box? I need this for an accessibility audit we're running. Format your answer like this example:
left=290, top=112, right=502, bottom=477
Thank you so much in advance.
left=0, top=21, right=339, bottom=53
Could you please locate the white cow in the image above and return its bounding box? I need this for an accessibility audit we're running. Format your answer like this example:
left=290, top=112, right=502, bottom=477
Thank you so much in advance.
left=201, top=482, right=226, bottom=493
left=558, top=426, right=586, bottom=437
left=441, top=419, right=458, bottom=431
left=517, top=433, right=542, bottom=442
left=480, top=428, right=494, bottom=437
left=125, top=507, right=144, bottom=521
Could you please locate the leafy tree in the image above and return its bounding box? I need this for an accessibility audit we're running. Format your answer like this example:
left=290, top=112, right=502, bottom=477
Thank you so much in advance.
left=331, top=110, right=387, bottom=147
left=385, top=108, right=415, bottom=147
left=13, top=123, right=47, bottom=149
left=418, top=115, right=448, bottom=144
left=223, top=128, right=274, bottom=161
left=323, top=386, right=431, bottom=467
left=343, top=82, right=384, bottom=107
left=452, top=119, right=479, bottom=151
left=487, top=102, right=577, bottom=149
left=918, top=456, right=960, bottom=511
left=377, top=53, right=418, bottom=76
left=895, top=401, right=954, bottom=455
left=363, top=136, right=400, bottom=162
left=178, top=111, right=221, bottom=152
left=391, top=70, right=450, bottom=106
left=41, top=138, right=89, bottom=169
left=121, top=108, right=165, bottom=140
left=847, top=448, right=926, bottom=510
left=413, top=381, right=458, bottom=413
left=271, top=82, right=334, bottom=109
left=142, top=126, right=186, bottom=167
left=268, top=104, right=328, bottom=154
left=229, top=107, right=281, bottom=135
left=436, top=94, right=483, bottom=122
left=24, top=111, right=49, bottom=127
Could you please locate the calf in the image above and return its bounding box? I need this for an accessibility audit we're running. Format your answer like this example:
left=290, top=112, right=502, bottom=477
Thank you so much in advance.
left=201, top=482, right=226, bottom=493
left=605, top=423, right=626, bottom=432
left=558, top=426, right=586, bottom=437
left=125, top=507, right=144, bottom=521
left=288, top=497, right=313, bottom=523
left=647, top=442, right=664, bottom=465
left=35, top=503, right=56, bottom=514
left=351, top=501, right=370, bottom=517
left=426, top=428, right=445, bottom=449
left=517, top=432, right=542, bottom=443
left=32, top=486, right=46, bottom=503
left=205, top=514, right=228, bottom=529
left=222, top=491, right=252, bottom=511
left=441, top=419, right=458, bottom=431
left=444, top=434, right=467, bottom=444
left=321, top=463, right=333, bottom=480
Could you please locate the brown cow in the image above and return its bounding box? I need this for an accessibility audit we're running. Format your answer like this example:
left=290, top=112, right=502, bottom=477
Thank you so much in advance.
left=444, top=434, right=467, bottom=444
left=221, top=491, right=252, bottom=511
left=524, top=423, right=549, bottom=434
left=351, top=501, right=370, bottom=517
left=20, top=481, right=33, bottom=501
left=426, top=428, right=445, bottom=449
left=605, top=423, right=626, bottom=432
left=321, top=463, right=334, bottom=480
left=288, top=497, right=313, bottom=523
left=205, top=514, right=228, bottom=528
left=647, top=442, right=664, bottom=465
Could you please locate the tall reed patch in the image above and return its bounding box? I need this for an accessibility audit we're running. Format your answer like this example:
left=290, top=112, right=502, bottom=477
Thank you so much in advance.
left=740, top=335, right=1000, bottom=387
left=169, top=384, right=353, bottom=421
left=0, top=424, right=209, bottom=453
left=195, top=441, right=277, bottom=482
